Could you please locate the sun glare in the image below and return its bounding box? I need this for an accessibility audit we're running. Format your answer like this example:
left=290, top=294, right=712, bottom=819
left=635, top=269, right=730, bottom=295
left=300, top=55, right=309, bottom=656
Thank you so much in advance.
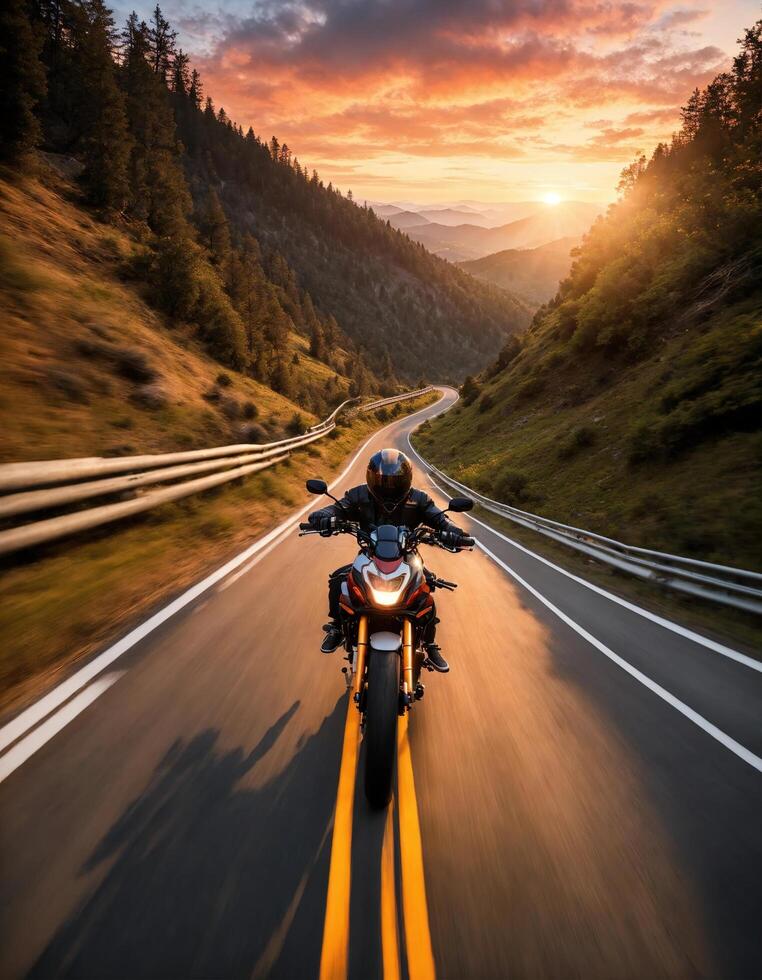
left=543, top=192, right=562, bottom=206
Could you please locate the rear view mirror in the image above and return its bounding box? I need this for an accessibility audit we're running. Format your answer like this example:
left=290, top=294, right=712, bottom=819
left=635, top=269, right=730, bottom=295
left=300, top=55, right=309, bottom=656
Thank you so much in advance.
left=306, top=479, right=328, bottom=495
left=448, top=496, right=473, bottom=513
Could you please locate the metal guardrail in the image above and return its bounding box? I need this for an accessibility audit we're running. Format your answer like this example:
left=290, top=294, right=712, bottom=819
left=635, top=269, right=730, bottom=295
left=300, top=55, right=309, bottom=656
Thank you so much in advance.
left=418, top=456, right=762, bottom=615
left=306, top=396, right=360, bottom=432
left=0, top=388, right=434, bottom=557
left=354, top=387, right=433, bottom=415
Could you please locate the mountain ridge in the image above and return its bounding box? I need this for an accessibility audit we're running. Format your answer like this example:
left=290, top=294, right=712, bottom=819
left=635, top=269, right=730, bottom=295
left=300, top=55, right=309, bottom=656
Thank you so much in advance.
left=399, top=202, right=602, bottom=260
left=458, top=237, right=580, bottom=306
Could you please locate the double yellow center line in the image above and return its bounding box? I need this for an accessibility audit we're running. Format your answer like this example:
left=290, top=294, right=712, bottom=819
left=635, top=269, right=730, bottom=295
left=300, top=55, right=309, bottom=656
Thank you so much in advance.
left=319, top=701, right=436, bottom=980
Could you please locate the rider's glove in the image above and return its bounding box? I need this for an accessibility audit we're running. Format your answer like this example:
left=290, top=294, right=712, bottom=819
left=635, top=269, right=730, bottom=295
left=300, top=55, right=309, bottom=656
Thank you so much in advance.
left=441, top=529, right=473, bottom=549
left=309, top=513, right=334, bottom=535
left=318, top=515, right=336, bottom=536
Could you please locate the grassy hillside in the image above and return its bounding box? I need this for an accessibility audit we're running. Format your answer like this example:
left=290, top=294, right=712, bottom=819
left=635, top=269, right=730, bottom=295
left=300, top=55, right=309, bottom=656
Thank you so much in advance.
left=459, top=237, right=580, bottom=306
left=415, top=23, right=762, bottom=574
left=0, top=165, right=350, bottom=463
left=415, top=297, right=760, bottom=570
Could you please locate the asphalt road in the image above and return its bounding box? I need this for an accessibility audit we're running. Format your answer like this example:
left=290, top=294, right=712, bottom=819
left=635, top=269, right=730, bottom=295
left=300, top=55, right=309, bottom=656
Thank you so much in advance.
left=1, top=387, right=760, bottom=980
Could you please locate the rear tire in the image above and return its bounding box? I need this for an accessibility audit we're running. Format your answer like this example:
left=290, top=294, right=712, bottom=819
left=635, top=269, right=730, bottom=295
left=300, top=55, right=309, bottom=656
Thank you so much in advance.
left=363, top=651, right=399, bottom=809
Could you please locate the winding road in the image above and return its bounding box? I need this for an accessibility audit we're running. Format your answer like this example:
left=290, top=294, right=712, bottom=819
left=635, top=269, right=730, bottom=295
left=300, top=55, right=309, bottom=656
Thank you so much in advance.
left=1, top=387, right=760, bottom=979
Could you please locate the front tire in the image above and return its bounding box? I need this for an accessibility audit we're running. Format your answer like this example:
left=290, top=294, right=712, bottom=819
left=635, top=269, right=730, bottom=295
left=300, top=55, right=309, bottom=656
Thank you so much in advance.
left=364, top=651, right=399, bottom=809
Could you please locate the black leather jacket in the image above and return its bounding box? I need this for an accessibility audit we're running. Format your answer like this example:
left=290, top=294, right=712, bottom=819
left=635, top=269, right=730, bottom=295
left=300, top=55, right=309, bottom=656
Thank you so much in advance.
left=310, top=485, right=463, bottom=536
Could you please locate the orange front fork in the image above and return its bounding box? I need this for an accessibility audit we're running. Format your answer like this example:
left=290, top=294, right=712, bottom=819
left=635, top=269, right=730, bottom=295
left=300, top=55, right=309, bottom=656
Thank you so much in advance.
left=401, top=618, right=414, bottom=704
left=353, top=614, right=369, bottom=704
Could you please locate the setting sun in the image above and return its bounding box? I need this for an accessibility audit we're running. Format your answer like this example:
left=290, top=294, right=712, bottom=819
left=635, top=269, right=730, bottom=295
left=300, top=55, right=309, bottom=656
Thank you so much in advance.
left=543, top=192, right=562, bottom=206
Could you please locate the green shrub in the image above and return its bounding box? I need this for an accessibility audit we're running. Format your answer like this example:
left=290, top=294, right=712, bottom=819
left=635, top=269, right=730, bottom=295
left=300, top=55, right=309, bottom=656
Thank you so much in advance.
left=515, top=374, right=545, bottom=401
left=461, top=375, right=481, bottom=405
left=492, top=468, right=529, bottom=504
left=558, top=424, right=596, bottom=459
left=487, top=336, right=521, bottom=376
left=477, top=392, right=495, bottom=413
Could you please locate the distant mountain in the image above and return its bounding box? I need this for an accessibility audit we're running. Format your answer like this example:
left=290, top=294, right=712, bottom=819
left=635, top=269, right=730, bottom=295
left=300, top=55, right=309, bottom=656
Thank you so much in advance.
left=384, top=209, right=432, bottom=228
left=459, top=237, right=580, bottom=306
left=413, top=208, right=491, bottom=228
left=371, top=203, right=404, bottom=217
left=403, top=202, right=602, bottom=260
left=458, top=202, right=547, bottom=226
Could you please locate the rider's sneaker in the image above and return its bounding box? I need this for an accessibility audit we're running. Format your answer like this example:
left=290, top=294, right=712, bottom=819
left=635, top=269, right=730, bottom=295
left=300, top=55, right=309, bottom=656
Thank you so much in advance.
left=321, top=624, right=343, bottom=654
left=424, top=644, right=449, bottom=673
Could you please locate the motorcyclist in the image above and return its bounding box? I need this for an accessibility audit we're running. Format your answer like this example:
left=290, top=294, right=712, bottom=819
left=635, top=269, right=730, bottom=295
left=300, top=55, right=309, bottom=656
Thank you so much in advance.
left=308, top=448, right=469, bottom=672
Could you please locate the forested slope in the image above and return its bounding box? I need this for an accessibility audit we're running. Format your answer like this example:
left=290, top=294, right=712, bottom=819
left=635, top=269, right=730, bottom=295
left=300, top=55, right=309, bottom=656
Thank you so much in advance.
left=1, top=0, right=529, bottom=393
left=458, top=237, right=580, bottom=306
left=416, top=22, right=762, bottom=570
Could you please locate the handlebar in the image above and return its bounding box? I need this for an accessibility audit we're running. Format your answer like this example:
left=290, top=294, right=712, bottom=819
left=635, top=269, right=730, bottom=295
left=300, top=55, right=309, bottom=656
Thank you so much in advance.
left=299, top=519, right=474, bottom=551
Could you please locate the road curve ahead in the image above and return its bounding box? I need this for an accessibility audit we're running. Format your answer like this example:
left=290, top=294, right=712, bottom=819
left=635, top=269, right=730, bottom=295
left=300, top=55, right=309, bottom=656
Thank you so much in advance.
left=1, top=387, right=760, bottom=979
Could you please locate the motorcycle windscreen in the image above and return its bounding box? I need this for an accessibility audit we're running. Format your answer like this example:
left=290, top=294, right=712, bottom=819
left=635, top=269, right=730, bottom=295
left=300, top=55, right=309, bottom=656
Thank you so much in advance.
left=375, top=524, right=401, bottom=561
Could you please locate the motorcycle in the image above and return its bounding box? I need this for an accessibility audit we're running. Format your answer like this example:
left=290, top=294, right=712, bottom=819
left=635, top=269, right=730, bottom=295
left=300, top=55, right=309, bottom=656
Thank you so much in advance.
left=300, top=478, right=474, bottom=808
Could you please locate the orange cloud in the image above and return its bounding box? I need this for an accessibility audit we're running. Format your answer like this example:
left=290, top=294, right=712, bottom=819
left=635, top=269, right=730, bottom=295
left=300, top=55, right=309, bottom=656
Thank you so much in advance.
left=147, top=0, right=744, bottom=201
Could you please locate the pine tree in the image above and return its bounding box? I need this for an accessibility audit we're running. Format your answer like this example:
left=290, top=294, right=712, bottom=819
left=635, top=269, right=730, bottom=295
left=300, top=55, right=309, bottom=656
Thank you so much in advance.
left=680, top=89, right=703, bottom=139
left=227, top=238, right=266, bottom=354
left=188, top=68, right=202, bottom=109
left=172, top=48, right=189, bottom=94
left=262, top=289, right=290, bottom=352
left=122, top=12, right=190, bottom=234
left=0, top=0, right=47, bottom=162
left=75, top=0, right=131, bottom=210
left=270, top=357, right=293, bottom=397
left=148, top=3, right=176, bottom=82
left=198, top=188, right=231, bottom=275
left=732, top=22, right=762, bottom=135
left=309, top=319, right=325, bottom=360
left=153, top=233, right=202, bottom=317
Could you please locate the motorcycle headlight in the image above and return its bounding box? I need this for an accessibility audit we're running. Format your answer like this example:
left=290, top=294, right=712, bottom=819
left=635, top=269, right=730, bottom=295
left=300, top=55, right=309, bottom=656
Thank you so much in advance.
left=364, top=570, right=407, bottom=607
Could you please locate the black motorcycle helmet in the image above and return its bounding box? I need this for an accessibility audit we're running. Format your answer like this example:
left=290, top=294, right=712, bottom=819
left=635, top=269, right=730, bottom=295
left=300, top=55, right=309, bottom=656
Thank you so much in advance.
left=366, top=449, right=413, bottom=511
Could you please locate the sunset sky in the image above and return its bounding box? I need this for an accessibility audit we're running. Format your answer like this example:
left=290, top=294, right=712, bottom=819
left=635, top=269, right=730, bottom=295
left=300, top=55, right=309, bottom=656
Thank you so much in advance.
left=116, top=1, right=758, bottom=204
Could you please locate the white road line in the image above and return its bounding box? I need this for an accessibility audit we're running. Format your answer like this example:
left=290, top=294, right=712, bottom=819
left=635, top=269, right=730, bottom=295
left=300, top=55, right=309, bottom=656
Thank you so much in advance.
left=0, top=392, right=452, bottom=768
left=474, top=539, right=762, bottom=773
left=0, top=673, right=124, bottom=783
left=411, top=440, right=760, bottom=673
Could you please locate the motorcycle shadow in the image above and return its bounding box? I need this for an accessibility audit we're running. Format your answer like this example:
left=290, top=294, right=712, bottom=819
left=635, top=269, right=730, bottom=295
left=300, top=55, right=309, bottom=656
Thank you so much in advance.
left=28, top=696, right=349, bottom=980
